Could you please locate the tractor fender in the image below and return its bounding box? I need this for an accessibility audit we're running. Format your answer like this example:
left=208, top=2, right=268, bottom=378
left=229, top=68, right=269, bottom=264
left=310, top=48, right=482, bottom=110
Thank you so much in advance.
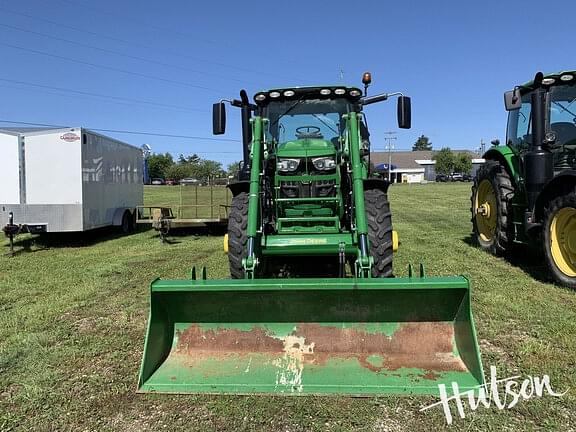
left=112, top=207, right=132, bottom=226
left=534, top=170, right=576, bottom=222
left=227, top=181, right=250, bottom=197
left=483, top=146, right=519, bottom=186
left=363, top=178, right=390, bottom=194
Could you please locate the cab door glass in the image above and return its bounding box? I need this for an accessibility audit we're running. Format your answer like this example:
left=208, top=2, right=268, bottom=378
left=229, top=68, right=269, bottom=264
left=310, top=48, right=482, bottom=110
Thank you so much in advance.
left=513, top=95, right=532, bottom=152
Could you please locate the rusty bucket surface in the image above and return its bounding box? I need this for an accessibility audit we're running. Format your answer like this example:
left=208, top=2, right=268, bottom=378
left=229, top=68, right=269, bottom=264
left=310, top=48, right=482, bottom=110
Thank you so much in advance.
left=138, top=275, right=484, bottom=395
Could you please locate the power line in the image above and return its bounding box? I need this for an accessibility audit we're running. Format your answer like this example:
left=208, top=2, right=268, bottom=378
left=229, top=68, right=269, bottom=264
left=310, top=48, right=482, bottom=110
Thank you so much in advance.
left=0, top=78, right=209, bottom=113
left=0, top=42, right=224, bottom=94
left=0, top=22, right=257, bottom=86
left=0, top=119, right=241, bottom=148
left=0, top=6, right=304, bottom=83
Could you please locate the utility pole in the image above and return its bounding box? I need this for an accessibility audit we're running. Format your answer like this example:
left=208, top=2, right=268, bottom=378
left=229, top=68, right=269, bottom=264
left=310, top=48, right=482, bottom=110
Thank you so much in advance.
left=480, top=139, right=485, bottom=155
left=384, top=132, right=397, bottom=182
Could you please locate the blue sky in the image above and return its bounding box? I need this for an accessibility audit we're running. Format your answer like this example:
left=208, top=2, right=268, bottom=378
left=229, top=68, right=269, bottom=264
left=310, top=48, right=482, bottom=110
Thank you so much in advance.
left=0, top=0, right=574, bottom=167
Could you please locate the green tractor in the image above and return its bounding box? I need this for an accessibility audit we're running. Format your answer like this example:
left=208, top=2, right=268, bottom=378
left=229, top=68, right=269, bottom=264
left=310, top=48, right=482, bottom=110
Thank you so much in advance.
left=137, top=74, right=484, bottom=395
left=472, top=70, right=576, bottom=288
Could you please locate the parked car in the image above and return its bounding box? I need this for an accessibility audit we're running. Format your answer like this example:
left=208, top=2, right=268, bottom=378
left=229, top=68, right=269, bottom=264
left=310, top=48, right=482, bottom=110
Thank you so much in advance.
left=462, top=173, right=473, bottom=182
left=165, top=178, right=179, bottom=186
left=450, top=173, right=464, bottom=182
left=151, top=178, right=165, bottom=185
left=180, top=178, right=201, bottom=186
left=435, top=174, right=449, bottom=182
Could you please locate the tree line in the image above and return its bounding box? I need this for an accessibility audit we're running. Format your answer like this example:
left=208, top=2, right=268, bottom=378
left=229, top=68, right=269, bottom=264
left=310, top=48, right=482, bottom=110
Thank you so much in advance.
left=412, top=135, right=473, bottom=175
left=147, top=152, right=239, bottom=183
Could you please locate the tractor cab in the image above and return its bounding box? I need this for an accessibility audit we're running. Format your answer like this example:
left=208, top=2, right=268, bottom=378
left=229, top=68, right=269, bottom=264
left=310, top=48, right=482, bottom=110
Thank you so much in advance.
left=505, top=71, right=576, bottom=172
left=252, top=87, right=364, bottom=233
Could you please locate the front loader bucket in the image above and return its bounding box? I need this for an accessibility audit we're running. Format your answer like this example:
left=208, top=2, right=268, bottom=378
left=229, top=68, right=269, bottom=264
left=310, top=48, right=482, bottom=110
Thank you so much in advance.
left=138, top=273, right=484, bottom=395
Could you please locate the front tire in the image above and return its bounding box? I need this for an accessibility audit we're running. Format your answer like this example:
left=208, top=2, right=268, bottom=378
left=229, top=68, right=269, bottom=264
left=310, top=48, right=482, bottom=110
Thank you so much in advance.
left=365, top=189, right=393, bottom=277
left=471, top=161, right=514, bottom=255
left=227, top=192, right=248, bottom=279
left=543, top=193, right=576, bottom=289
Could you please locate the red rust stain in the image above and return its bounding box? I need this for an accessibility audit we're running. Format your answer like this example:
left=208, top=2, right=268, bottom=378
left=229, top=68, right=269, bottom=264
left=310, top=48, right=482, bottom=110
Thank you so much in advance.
left=422, top=371, right=441, bottom=380
left=176, top=325, right=284, bottom=354
left=174, top=322, right=466, bottom=373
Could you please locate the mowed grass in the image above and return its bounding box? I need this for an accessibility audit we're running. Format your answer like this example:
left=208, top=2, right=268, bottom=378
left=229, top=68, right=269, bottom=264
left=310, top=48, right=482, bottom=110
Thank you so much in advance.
left=1, top=183, right=575, bottom=431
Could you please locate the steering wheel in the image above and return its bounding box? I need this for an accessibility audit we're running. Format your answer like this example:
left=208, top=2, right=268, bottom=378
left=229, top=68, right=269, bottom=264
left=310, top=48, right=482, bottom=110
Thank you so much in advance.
left=295, top=126, right=321, bottom=135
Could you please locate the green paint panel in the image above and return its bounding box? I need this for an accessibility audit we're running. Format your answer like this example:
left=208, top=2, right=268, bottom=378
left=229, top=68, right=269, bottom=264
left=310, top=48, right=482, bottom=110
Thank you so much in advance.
left=138, top=276, right=484, bottom=395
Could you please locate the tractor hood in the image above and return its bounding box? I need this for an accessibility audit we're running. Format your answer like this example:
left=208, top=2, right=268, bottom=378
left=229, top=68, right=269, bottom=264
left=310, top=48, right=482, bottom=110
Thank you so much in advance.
left=277, top=139, right=336, bottom=158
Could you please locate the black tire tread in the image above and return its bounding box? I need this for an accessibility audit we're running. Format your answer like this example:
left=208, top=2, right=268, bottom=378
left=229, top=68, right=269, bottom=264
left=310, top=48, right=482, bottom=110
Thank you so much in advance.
left=471, top=160, right=515, bottom=256
left=543, top=191, right=576, bottom=289
left=227, top=193, right=249, bottom=279
left=364, top=189, right=393, bottom=277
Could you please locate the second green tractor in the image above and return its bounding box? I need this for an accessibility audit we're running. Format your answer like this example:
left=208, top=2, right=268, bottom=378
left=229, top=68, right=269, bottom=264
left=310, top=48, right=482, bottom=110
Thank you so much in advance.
left=472, top=70, right=576, bottom=289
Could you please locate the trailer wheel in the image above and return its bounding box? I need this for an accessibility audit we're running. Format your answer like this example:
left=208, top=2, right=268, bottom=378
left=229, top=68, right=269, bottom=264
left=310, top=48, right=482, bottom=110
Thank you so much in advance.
left=365, top=189, right=393, bottom=277
left=121, top=210, right=134, bottom=234
left=227, top=192, right=249, bottom=279
left=471, top=160, right=514, bottom=255
left=543, top=192, right=576, bottom=289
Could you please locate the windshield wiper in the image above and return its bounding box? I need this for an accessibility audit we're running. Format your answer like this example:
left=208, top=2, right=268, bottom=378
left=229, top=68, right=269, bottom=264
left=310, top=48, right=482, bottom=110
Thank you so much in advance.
left=553, top=101, right=576, bottom=121
left=270, top=94, right=309, bottom=128
left=312, top=114, right=339, bottom=135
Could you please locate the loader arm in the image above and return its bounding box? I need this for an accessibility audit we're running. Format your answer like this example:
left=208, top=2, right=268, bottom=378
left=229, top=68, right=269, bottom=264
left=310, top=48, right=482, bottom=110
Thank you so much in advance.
left=345, top=111, right=372, bottom=276
left=243, top=116, right=264, bottom=278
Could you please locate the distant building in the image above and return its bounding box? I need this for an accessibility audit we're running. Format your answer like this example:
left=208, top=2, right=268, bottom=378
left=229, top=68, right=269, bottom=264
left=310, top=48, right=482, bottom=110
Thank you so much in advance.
left=370, top=150, right=484, bottom=183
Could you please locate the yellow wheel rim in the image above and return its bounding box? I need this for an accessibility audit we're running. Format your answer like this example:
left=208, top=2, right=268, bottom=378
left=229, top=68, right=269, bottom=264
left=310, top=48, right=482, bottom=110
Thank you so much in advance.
left=550, top=207, right=576, bottom=277
left=474, top=179, right=498, bottom=242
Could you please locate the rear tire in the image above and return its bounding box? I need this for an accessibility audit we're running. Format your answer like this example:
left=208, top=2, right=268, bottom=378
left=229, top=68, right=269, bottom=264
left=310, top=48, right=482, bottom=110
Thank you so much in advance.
left=365, top=189, right=393, bottom=277
left=121, top=210, right=134, bottom=234
left=543, top=192, right=576, bottom=289
left=227, top=193, right=249, bottom=279
left=471, top=160, right=514, bottom=255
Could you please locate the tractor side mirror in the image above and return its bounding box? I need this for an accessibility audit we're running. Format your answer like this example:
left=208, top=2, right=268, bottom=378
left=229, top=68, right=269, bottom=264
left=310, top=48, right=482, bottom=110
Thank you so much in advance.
left=212, top=102, right=226, bottom=135
left=397, top=96, right=411, bottom=129
left=504, top=89, right=521, bottom=111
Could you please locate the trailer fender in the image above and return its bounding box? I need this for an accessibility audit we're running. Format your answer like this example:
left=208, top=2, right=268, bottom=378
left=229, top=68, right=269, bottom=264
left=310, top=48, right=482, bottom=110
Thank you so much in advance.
left=363, top=178, right=390, bottom=194
left=112, top=207, right=133, bottom=226
left=534, top=170, right=576, bottom=222
left=227, top=181, right=250, bottom=197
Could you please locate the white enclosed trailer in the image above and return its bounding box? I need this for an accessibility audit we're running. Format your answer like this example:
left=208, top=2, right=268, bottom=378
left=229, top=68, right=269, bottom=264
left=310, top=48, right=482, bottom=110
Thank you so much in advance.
left=0, top=127, right=143, bottom=233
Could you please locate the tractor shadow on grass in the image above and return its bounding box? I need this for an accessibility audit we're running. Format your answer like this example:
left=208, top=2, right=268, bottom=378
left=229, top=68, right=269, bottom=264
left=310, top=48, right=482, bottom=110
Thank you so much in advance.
left=152, top=225, right=227, bottom=245
left=462, top=235, right=551, bottom=284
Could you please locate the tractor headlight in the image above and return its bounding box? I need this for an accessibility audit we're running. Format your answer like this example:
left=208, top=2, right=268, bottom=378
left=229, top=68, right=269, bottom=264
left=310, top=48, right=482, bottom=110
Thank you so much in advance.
left=312, top=156, right=336, bottom=171
left=277, top=158, right=300, bottom=172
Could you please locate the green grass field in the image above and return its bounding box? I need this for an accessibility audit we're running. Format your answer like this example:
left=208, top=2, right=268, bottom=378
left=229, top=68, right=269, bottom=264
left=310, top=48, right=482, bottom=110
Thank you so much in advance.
left=1, top=184, right=575, bottom=431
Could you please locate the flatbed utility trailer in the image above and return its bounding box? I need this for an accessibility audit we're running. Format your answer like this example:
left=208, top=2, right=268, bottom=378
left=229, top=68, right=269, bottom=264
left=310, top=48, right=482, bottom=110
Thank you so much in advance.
left=136, top=184, right=230, bottom=239
left=1, top=127, right=142, bottom=249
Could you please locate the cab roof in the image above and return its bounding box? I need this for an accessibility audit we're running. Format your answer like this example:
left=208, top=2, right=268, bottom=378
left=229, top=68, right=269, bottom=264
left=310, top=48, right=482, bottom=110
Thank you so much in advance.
left=519, top=70, right=576, bottom=91
left=253, top=85, right=363, bottom=105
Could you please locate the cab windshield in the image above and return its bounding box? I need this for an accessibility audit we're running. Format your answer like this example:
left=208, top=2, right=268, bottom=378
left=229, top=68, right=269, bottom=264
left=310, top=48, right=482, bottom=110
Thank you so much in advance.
left=264, top=98, right=350, bottom=145
left=549, top=85, right=576, bottom=147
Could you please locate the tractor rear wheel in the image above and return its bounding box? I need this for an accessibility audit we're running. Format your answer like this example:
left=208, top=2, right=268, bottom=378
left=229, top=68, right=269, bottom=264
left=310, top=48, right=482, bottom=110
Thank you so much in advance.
left=471, top=160, right=514, bottom=255
left=365, top=189, right=393, bottom=277
left=227, top=192, right=249, bottom=279
left=543, top=192, right=576, bottom=289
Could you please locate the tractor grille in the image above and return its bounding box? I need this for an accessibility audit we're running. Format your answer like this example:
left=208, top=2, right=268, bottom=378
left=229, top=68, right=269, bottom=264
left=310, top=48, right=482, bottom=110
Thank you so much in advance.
left=280, top=180, right=336, bottom=198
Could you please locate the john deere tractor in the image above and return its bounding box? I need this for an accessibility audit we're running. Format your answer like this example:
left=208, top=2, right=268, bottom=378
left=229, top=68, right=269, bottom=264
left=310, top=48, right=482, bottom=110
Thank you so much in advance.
left=137, top=74, right=484, bottom=396
left=218, top=77, right=408, bottom=279
left=472, top=70, right=576, bottom=289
